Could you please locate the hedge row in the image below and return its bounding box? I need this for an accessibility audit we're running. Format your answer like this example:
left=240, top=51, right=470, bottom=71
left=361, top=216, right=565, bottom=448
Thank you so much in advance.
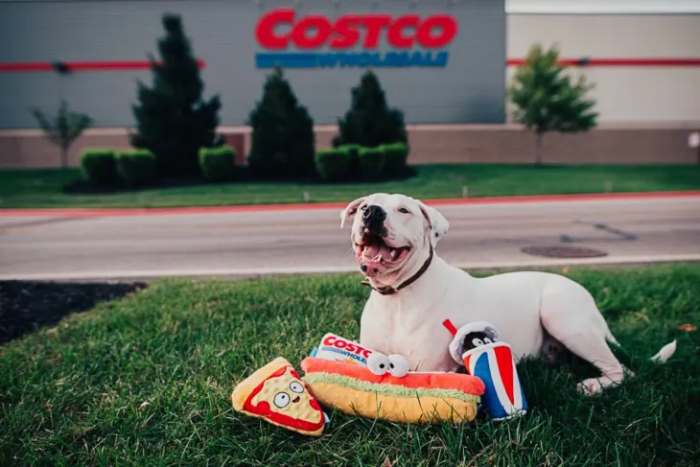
left=314, top=142, right=409, bottom=181
left=81, top=142, right=401, bottom=185
left=81, top=145, right=236, bottom=186
left=198, top=146, right=236, bottom=182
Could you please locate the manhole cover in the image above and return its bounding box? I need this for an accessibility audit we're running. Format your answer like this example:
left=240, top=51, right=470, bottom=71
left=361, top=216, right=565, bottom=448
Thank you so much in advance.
left=521, top=245, right=608, bottom=258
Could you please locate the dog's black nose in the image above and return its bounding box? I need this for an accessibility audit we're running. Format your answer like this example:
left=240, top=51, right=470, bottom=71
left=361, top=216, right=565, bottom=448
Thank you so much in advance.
left=362, top=205, right=386, bottom=232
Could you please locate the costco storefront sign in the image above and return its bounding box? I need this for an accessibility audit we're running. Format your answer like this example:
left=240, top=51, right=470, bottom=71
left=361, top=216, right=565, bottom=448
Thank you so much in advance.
left=0, top=0, right=505, bottom=126
left=255, top=9, right=458, bottom=68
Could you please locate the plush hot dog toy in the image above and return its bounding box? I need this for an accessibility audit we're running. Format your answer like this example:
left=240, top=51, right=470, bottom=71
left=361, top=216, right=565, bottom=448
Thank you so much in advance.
left=301, top=357, right=484, bottom=424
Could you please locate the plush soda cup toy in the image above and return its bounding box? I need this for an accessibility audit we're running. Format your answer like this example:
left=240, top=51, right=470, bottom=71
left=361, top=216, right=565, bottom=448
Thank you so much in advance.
left=443, top=320, right=527, bottom=420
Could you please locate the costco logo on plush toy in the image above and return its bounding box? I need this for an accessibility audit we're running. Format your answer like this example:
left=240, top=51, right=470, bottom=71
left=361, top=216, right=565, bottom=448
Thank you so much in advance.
left=255, top=8, right=458, bottom=68
left=313, top=333, right=374, bottom=365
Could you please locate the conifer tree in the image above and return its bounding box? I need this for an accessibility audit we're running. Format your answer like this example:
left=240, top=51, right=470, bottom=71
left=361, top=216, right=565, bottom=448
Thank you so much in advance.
left=248, top=69, right=315, bottom=178
left=509, top=45, right=598, bottom=165
left=132, top=14, right=221, bottom=176
left=335, top=71, right=407, bottom=147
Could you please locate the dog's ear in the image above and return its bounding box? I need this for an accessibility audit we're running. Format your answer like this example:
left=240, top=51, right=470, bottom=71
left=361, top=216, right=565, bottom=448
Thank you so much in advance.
left=339, top=196, right=366, bottom=228
left=418, top=202, right=449, bottom=247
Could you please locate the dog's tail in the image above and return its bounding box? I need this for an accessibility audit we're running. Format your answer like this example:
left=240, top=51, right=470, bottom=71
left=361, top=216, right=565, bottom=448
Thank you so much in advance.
left=650, top=340, right=677, bottom=364
left=606, top=327, right=677, bottom=364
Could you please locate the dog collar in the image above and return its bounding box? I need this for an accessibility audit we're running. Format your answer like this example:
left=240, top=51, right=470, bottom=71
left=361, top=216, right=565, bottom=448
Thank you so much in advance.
left=361, top=244, right=434, bottom=295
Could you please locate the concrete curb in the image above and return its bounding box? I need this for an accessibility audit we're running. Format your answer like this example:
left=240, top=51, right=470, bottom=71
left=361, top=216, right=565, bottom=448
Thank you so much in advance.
left=2, top=190, right=700, bottom=218
left=3, top=254, right=700, bottom=282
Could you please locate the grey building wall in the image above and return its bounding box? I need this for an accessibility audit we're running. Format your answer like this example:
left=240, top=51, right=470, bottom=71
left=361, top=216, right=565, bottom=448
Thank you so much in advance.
left=0, top=0, right=506, bottom=128
left=507, top=13, right=700, bottom=123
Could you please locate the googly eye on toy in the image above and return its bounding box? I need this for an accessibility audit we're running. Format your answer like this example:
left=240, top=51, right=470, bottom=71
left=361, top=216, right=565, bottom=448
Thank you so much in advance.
left=367, top=352, right=391, bottom=375
left=387, top=354, right=409, bottom=377
left=367, top=352, right=410, bottom=377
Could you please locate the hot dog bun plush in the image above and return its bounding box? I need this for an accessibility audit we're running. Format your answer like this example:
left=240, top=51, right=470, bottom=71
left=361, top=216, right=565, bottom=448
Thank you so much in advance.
left=301, top=357, right=484, bottom=424
left=232, top=357, right=325, bottom=436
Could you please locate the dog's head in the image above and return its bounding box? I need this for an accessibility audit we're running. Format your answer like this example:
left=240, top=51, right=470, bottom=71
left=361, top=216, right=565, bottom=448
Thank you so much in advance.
left=340, top=193, right=449, bottom=288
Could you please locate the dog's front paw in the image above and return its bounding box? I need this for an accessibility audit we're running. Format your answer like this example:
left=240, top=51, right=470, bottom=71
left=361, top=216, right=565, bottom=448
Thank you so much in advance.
left=577, top=374, right=626, bottom=396
left=577, top=378, right=604, bottom=396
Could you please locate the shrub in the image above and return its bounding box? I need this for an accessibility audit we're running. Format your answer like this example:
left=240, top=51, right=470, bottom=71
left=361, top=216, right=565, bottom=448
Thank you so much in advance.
left=131, top=14, right=222, bottom=176
left=116, top=149, right=157, bottom=186
left=335, top=143, right=362, bottom=177
left=358, top=146, right=386, bottom=180
left=199, top=145, right=236, bottom=182
left=314, top=148, right=353, bottom=181
left=81, top=149, right=117, bottom=185
left=248, top=69, right=315, bottom=179
left=335, top=71, right=407, bottom=148
left=381, top=142, right=409, bottom=176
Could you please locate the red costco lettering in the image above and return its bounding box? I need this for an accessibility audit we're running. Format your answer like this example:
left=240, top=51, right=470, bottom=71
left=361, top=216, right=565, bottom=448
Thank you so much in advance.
left=321, top=335, right=372, bottom=358
left=387, top=15, right=419, bottom=48
left=291, top=15, right=332, bottom=48
left=256, top=8, right=458, bottom=50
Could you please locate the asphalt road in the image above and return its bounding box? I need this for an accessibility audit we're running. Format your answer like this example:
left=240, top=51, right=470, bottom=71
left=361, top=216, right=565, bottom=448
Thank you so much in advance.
left=1, top=195, right=699, bottom=281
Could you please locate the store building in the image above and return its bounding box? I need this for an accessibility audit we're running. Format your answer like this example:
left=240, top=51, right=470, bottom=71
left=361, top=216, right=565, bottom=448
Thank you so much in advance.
left=1, top=0, right=698, bottom=167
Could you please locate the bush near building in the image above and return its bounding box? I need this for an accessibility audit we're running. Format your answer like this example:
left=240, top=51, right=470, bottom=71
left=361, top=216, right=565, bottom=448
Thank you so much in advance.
left=81, top=149, right=117, bottom=185
left=334, top=70, right=408, bottom=148
left=248, top=69, right=315, bottom=179
left=131, top=14, right=222, bottom=177
left=314, top=147, right=353, bottom=182
left=116, top=149, right=157, bottom=186
left=381, top=142, right=410, bottom=175
left=358, top=146, right=386, bottom=180
left=199, top=145, right=236, bottom=182
left=315, top=142, right=409, bottom=181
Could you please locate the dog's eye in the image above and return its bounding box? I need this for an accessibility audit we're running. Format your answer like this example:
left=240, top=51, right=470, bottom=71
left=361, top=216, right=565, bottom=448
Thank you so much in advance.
left=483, top=337, right=493, bottom=344
left=398, top=207, right=410, bottom=214
left=471, top=337, right=484, bottom=347
left=360, top=205, right=368, bottom=211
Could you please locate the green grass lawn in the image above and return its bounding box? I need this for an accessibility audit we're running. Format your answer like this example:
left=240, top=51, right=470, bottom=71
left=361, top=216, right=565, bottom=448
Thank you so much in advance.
left=1, top=264, right=699, bottom=465
left=1, top=164, right=699, bottom=208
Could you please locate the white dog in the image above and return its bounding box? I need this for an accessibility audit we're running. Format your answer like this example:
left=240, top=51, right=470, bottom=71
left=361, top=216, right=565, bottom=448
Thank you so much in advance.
left=341, top=193, right=676, bottom=395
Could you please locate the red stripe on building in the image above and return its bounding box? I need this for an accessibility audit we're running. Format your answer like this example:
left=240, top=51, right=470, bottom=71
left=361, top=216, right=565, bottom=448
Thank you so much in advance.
left=1, top=57, right=699, bottom=73
left=0, top=62, right=54, bottom=72
left=0, top=59, right=206, bottom=72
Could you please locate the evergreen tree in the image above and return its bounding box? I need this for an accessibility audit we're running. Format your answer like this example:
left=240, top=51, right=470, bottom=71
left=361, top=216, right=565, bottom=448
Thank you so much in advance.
left=335, top=70, right=407, bottom=147
left=132, top=14, right=221, bottom=176
left=509, top=44, right=598, bottom=165
left=248, top=69, right=315, bottom=178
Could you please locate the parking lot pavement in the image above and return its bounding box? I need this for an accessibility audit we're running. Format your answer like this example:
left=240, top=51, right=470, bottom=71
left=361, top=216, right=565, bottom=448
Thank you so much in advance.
left=1, top=194, right=699, bottom=280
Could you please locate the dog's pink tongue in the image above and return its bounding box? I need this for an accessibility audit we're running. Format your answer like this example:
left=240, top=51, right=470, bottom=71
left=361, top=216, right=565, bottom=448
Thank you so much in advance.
left=363, top=245, right=380, bottom=257
left=359, top=244, right=392, bottom=276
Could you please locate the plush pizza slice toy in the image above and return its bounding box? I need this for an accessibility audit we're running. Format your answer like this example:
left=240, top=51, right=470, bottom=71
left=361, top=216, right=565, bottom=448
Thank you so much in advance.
left=231, top=357, right=325, bottom=436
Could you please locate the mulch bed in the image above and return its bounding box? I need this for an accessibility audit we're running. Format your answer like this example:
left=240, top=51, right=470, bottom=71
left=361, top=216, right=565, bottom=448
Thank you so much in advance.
left=0, top=281, right=146, bottom=344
